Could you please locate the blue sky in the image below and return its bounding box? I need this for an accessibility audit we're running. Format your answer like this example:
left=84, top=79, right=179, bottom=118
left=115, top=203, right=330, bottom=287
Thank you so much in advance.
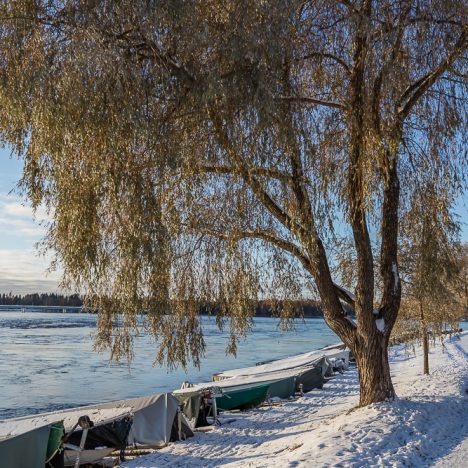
left=0, top=148, right=467, bottom=295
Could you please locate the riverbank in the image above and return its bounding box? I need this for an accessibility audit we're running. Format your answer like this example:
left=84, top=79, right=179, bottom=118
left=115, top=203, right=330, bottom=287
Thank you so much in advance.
left=123, top=332, right=467, bottom=467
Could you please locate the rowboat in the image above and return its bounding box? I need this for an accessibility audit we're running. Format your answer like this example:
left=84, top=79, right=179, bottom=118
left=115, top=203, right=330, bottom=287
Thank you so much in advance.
left=1, top=406, right=132, bottom=467
left=174, top=374, right=298, bottom=426
left=215, top=383, right=270, bottom=411
left=0, top=422, right=54, bottom=468
left=0, top=392, right=192, bottom=466
left=213, top=343, right=349, bottom=381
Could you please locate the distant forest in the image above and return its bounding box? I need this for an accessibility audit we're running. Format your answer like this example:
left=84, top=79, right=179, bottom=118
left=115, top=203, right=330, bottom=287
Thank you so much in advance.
left=0, top=293, right=83, bottom=307
left=0, top=293, right=330, bottom=317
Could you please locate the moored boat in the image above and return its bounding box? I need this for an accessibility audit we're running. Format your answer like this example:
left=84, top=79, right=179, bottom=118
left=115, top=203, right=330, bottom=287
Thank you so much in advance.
left=215, top=383, right=270, bottom=411
left=0, top=422, right=54, bottom=468
left=1, top=406, right=132, bottom=467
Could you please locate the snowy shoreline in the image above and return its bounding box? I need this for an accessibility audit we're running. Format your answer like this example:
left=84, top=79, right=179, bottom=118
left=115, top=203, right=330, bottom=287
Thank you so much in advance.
left=123, top=332, right=467, bottom=467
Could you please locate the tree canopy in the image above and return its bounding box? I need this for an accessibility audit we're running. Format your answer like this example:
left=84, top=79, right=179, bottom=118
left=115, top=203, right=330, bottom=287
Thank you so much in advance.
left=0, top=0, right=466, bottom=405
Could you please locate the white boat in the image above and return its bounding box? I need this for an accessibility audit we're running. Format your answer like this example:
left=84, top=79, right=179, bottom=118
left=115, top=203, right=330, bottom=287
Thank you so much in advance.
left=213, top=343, right=349, bottom=381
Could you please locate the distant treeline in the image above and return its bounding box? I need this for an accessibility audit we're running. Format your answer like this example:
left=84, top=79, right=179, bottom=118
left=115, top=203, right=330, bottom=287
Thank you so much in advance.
left=203, top=300, right=333, bottom=318
left=0, top=293, right=83, bottom=307
left=0, top=293, right=334, bottom=317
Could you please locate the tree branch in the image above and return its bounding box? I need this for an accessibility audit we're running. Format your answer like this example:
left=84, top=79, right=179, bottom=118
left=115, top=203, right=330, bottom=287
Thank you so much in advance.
left=378, top=156, right=401, bottom=331
left=199, top=228, right=312, bottom=271
left=372, top=5, right=410, bottom=136
left=199, top=227, right=358, bottom=332
left=296, top=52, right=351, bottom=75
left=278, top=96, right=346, bottom=110
left=397, top=31, right=466, bottom=120
left=334, top=283, right=356, bottom=308
left=209, top=114, right=357, bottom=339
left=210, top=115, right=310, bottom=239
left=347, top=0, right=375, bottom=326
left=189, top=164, right=294, bottom=185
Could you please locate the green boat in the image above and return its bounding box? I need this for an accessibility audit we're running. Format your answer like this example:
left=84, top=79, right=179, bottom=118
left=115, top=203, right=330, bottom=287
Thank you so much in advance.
left=215, top=383, right=269, bottom=411
left=267, top=376, right=296, bottom=399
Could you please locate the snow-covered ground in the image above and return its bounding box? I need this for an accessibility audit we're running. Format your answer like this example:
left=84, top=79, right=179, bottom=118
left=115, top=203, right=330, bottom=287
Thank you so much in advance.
left=124, top=332, right=468, bottom=467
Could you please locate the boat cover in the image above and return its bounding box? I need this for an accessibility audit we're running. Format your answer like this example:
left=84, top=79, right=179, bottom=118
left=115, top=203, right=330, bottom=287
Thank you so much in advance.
left=296, top=360, right=327, bottom=392
left=66, top=415, right=132, bottom=450
left=0, top=393, right=192, bottom=450
left=213, top=344, right=349, bottom=380
left=84, top=393, right=192, bottom=446
left=0, top=407, right=132, bottom=436
left=0, top=423, right=51, bottom=468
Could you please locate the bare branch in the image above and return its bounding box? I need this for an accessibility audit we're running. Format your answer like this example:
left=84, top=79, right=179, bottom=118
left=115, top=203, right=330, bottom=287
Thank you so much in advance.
left=278, top=96, right=346, bottom=110
left=397, top=31, right=466, bottom=120
left=296, top=52, right=351, bottom=75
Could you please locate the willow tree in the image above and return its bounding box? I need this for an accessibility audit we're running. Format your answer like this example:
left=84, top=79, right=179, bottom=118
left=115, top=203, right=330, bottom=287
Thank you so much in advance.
left=0, top=1, right=466, bottom=406
left=396, top=187, right=465, bottom=374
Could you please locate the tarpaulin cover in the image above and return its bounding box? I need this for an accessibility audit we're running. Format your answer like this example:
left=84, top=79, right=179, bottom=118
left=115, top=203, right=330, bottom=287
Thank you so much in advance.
left=0, top=423, right=50, bottom=468
left=66, top=416, right=132, bottom=450
left=89, top=393, right=191, bottom=446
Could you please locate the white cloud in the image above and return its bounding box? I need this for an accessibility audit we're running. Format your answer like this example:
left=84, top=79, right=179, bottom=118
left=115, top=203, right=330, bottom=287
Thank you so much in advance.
left=0, top=194, right=51, bottom=238
left=0, top=249, right=61, bottom=294
left=0, top=194, right=61, bottom=294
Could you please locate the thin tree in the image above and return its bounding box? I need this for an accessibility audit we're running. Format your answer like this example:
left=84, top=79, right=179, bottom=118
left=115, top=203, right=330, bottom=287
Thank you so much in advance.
left=397, top=188, right=465, bottom=374
left=0, top=1, right=466, bottom=405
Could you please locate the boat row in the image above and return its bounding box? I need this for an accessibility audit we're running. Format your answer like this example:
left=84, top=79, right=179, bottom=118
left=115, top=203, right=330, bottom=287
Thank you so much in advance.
left=0, top=343, right=350, bottom=467
left=0, top=394, right=192, bottom=467
left=174, top=343, right=350, bottom=427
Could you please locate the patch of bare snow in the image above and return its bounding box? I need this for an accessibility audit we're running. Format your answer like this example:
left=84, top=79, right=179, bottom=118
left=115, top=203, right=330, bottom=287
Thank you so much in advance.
left=334, top=283, right=356, bottom=302
left=123, top=332, right=468, bottom=468
left=375, top=318, right=385, bottom=332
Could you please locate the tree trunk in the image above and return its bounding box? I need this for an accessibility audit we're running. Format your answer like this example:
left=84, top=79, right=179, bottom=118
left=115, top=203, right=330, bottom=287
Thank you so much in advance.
left=419, top=301, right=429, bottom=374
left=422, top=328, right=429, bottom=375
left=354, top=333, right=396, bottom=406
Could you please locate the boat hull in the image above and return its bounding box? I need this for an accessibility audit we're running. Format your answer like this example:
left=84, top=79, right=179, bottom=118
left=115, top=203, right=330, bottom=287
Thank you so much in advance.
left=216, top=384, right=269, bottom=411
left=0, top=424, right=51, bottom=468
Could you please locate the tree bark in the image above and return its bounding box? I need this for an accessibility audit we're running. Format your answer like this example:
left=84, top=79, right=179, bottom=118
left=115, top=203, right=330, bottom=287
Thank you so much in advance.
left=353, top=333, right=396, bottom=406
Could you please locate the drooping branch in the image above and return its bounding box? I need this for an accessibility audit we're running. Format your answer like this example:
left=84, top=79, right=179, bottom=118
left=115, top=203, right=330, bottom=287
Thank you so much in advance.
left=397, top=31, right=466, bottom=121
left=295, top=52, right=351, bottom=75
left=198, top=227, right=358, bottom=334
left=188, top=164, right=294, bottom=185
left=197, top=228, right=312, bottom=272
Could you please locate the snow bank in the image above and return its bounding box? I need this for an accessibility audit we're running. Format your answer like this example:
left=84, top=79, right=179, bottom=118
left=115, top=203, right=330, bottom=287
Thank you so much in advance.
left=124, top=332, right=467, bottom=467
